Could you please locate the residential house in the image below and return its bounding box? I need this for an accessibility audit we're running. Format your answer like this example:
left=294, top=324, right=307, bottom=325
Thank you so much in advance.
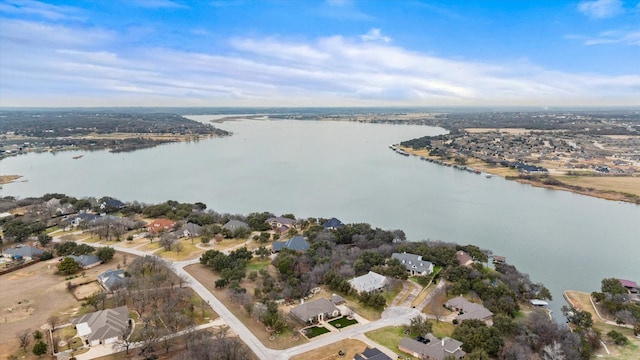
left=445, top=296, right=493, bottom=325
left=349, top=271, right=388, bottom=294
left=392, top=252, right=434, bottom=276
left=272, top=235, right=310, bottom=252
left=97, top=269, right=128, bottom=292
left=99, top=197, right=125, bottom=211
left=455, top=250, right=473, bottom=267
left=145, top=219, right=176, bottom=234
left=66, top=213, right=100, bottom=228
left=399, top=334, right=466, bottom=360
left=2, top=245, right=45, bottom=261
left=266, top=217, right=295, bottom=233
left=354, top=347, right=393, bottom=360
left=290, top=298, right=341, bottom=324
left=67, top=254, right=101, bottom=269
left=222, top=220, right=250, bottom=232
left=72, top=306, right=129, bottom=346
left=619, top=279, right=638, bottom=294
left=492, top=255, right=506, bottom=265
left=178, top=222, right=202, bottom=238
left=323, top=217, right=345, bottom=230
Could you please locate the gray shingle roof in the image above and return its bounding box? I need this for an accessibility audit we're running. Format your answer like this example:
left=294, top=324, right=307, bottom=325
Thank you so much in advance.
left=272, top=236, right=309, bottom=252
left=399, top=335, right=466, bottom=360
left=290, top=298, right=340, bottom=323
left=72, top=306, right=129, bottom=343
left=2, top=245, right=45, bottom=259
left=67, top=254, right=101, bottom=268
left=446, top=296, right=493, bottom=321
left=97, top=269, right=127, bottom=291
left=391, top=252, right=433, bottom=274
left=222, top=220, right=249, bottom=231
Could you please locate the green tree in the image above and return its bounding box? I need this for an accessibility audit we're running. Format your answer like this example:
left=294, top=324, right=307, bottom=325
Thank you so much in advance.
left=32, top=341, right=47, bottom=357
left=58, top=257, right=80, bottom=274
left=601, top=278, right=627, bottom=295
left=452, top=319, right=503, bottom=356
left=95, top=246, right=115, bottom=263
left=407, top=315, right=433, bottom=337
left=37, top=233, right=52, bottom=247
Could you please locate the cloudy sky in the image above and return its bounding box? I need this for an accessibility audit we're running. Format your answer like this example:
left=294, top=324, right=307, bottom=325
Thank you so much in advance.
left=0, top=0, right=639, bottom=107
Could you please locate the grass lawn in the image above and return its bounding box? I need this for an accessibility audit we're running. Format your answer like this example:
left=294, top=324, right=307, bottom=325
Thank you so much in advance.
left=328, top=316, right=358, bottom=329
left=304, top=325, right=330, bottom=338
left=246, top=258, right=271, bottom=272
left=431, top=321, right=455, bottom=338
left=383, top=282, right=403, bottom=304
left=366, top=326, right=417, bottom=359
left=156, top=240, right=202, bottom=261
left=290, top=339, right=367, bottom=360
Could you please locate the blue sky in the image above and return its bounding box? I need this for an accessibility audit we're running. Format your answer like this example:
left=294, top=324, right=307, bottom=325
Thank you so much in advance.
left=0, top=0, right=638, bottom=107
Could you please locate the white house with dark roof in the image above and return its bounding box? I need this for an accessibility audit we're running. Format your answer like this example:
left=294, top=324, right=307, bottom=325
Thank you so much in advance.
left=72, top=306, right=129, bottom=347
left=399, top=334, right=466, bottom=360
left=349, top=271, right=388, bottom=293
left=392, top=252, right=434, bottom=276
left=445, top=296, right=494, bottom=325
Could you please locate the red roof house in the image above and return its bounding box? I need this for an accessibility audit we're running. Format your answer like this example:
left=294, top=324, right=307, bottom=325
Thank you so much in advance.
left=618, top=279, right=638, bottom=289
left=146, top=219, right=176, bottom=234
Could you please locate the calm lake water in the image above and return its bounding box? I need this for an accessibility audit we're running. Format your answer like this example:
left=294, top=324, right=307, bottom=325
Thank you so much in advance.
left=2, top=116, right=638, bottom=318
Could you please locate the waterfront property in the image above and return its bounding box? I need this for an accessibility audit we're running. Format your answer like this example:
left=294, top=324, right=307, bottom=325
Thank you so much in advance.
left=445, top=296, right=493, bottom=325
left=618, top=279, right=638, bottom=293
left=349, top=271, right=388, bottom=293
left=392, top=252, right=434, bottom=276
left=222, top=219, right=250, bottom=232
left=266, top=216, right=295, bottom=233
left=398, top=334, right=466, bottom=360
left=322, top=217, right=345, bottom=230
left=455, top=250, right=473, bottom=267
left=72, top=306, right=130, bottom=347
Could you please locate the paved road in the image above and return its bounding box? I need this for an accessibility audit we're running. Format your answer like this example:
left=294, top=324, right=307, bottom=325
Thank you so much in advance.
left=72, top=236, right=422, bottom=359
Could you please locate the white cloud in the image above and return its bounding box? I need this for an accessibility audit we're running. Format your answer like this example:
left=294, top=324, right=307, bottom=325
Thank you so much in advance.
left=577, top=0, right=624, bottom=18
left=361, top=28, right=392, bottom=43
left=130, top=0, right=188, bottom=9
left=1, top=18, right=639, bottom=107
left=0, top=0, right=84, bottom=21
left=566, top=29, right=640, bottom=46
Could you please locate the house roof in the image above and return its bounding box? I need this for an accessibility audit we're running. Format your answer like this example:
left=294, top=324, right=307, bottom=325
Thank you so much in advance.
left=272, top=236, right=310, bottom=252
left=330, top=294, right=346, bottom=305
left=98, top=269, right=127, bottom=291
left=180, top=222, right=202, bottom=236
left=619, top=279, right=638, bottom=289
left=455, top=250, right=473, bottom=266
left=392, top=252, right=433, bottom=274
left=222, top=220, right=249, bottom=231
left=2, top=245, right=45, bottom=258
left=446, top=296, right=493, bottom=321
left=290, top=298, right=339, bottom=322
left=67, top=254, right=101, bottom=268
left=530, top=299, right=549, bottom=307
left=67, top=213, right=100, bottom=224
left=72, top=306, right=129, bottom=342
left=349, top=271, right=387, bottom=293
left=146, top=218, right=175, bottom=233
left=100, top=197, right=125, bottom=209
left=323, top=217, right=345, bottom=229
left=354, top=347, right=393, bottom=360
left=399, top=336, right=465, bottom=360
left=267, top=217, right=295, bottom=226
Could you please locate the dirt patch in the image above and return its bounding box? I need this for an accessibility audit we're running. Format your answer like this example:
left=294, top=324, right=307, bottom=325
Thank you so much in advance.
left=0, top=251, right=136, bottom=359
left=73, top=281, right=102, bottom=300
left=290, top=339, right=368, bottom=360
left=0, top=175, right=22, bottom=184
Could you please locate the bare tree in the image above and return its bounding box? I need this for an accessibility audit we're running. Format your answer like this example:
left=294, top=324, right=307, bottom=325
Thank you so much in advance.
left=17, top=329, right=31, bottom=353
left=47, top=315, right=60, bottom=331
left=112, top=326, right=134, bottom=355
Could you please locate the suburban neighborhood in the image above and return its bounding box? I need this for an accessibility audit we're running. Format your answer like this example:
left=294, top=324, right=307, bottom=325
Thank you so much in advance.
left=1, top=195, right=638, bottom=360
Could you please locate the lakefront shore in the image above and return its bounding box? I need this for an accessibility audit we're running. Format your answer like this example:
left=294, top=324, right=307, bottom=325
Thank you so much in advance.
left=399, top=146, right=640, bottom=205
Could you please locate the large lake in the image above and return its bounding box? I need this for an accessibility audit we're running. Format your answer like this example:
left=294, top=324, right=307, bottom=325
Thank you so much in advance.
left=2, top=116, right=638, bottom=318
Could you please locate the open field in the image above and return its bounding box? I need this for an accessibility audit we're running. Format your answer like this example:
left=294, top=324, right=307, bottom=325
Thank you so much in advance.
left=556, top=175, right=640, bottom=197
left=290, top=339, right=368, bottom=360
left=185, top=263, right=308, bottom=350
left=0, top=251, right=130, bottom=359
left=564, top=291, right=640, bottom=359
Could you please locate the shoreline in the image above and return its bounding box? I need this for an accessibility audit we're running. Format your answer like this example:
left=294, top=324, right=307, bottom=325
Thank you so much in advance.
left=0, top=175, right=22, bottom=185
left=399, top=146, right=640, bottom=205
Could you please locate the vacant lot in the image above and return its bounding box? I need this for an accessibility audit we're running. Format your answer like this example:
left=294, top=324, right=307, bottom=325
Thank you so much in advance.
left=0, top=251, right=133, bottom=359
left=557, top=175, right=640, bottom=197
left=290, top=339, right=367, bottom=360
left=366, top=326, right=417, bottom=359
